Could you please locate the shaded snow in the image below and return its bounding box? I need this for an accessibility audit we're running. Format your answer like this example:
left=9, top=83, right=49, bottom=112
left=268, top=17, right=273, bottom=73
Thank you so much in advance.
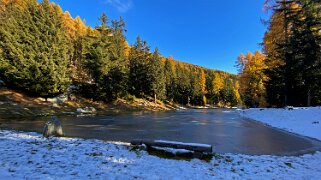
left=238, top=107, right=321, bottom=140
left=151, top=146, right=193, bottom=154
left=0, top=130, right=321, bottom=179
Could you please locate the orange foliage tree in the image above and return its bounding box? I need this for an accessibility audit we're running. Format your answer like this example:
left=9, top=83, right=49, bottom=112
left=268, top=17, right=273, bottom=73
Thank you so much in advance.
left=237, top=51, right=267, bottom=107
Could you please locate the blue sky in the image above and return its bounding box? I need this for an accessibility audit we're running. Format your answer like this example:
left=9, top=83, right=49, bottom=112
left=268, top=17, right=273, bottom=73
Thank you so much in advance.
left=51, top=0, right=270, bottom=74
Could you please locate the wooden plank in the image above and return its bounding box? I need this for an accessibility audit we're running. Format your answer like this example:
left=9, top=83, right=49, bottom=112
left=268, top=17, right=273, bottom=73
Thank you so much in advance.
left=131, top=139, right=212, bottom=153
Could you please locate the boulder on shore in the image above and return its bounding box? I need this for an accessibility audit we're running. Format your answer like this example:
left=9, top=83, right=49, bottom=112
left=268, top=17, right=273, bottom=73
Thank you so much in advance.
left=43, top=116, right=64, bottom=138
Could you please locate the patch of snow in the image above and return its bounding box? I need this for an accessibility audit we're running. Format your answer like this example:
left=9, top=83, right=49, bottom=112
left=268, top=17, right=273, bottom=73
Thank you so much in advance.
left=76, top=107, right=96, bottom=114
left=238, top=107, right=321, bottom=141
left=0, top=130, right=321, bottom=179
left=155, top=140, right=212, bottom=148
left=177, top=106, right=187, bottom=110
left=152, top=146, right=193, bottom=154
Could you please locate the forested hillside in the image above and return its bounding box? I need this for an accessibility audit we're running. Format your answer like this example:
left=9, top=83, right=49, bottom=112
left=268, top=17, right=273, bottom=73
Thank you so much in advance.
left=1, top=0, right=319, bottom=108
left=0, top=0, right=240, bottom=107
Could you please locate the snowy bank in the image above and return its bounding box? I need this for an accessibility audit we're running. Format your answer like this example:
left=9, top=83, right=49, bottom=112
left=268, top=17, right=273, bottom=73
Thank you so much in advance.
left=1, top=130, right=321, bottom=179
left=238, top=107, right=321, bottom=141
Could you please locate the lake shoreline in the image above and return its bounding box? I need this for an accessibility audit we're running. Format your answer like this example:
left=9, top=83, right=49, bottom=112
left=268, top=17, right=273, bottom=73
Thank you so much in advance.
left=0, top=129, right=320, bottom=179
left=237, top=107, right=321, bottom=141
left=2, top=108, right=321, bottom=156
left=0, top=87, right=184, bottom=119
left=0, top=87, right=240, bottom=119
left=1, top=108, right=321, bottom=178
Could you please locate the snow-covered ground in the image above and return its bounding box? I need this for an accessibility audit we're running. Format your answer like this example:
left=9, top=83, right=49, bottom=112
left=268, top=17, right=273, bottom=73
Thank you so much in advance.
left=0, top=130, right=321, bottom=179
left=1, top=107, right=321, bottom=179
left=238, top=107, right=321, bottom=141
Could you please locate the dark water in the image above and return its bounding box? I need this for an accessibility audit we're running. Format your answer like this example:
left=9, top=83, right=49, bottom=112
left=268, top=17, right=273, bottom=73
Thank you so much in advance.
left=1, top=109, right=320, bottom=155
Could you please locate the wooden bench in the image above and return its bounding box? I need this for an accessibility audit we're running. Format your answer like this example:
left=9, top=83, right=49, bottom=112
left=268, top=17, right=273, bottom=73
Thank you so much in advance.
left=131, top=139, right=213, bottom=154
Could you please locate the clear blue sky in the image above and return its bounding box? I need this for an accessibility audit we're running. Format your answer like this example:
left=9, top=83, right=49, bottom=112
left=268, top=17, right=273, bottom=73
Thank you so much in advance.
left=51, top=0, right=269, bottom=74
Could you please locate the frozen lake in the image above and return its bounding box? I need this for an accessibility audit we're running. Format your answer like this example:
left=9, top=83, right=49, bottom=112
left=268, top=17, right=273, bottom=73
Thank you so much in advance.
left=1, top=109, right=320, bottom=155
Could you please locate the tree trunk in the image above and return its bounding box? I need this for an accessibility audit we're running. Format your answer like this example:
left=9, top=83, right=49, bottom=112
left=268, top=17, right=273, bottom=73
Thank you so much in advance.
left=307, top=89, right=311, bottom=107
left=154, top=93, right=157, bottom=104
left=187, top=96, right=190, bottom=106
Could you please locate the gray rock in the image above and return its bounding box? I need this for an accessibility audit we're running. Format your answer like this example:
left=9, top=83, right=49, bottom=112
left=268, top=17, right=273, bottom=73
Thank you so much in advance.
left=47, top=94, right=68, bottom=105
left=43, top=116, right=64, bottom=138
left=68, top=94, right=77, bottom=101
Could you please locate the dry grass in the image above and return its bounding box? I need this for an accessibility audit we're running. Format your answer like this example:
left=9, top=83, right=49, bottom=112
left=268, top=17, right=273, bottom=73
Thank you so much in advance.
left=0, top=88, right=172, bottom=118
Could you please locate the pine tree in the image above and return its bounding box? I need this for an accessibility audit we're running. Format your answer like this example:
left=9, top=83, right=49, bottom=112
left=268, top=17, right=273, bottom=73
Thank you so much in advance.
left=0, top=0, right=69, bottom=97
left=189, top=67, right=200, bottom=105
left=174, top=64, right=191, bottom=104
left=221, top=78, right=238, bottom=107
left=164, top=58, right=176, bottom=101
left=149, top=48, right=166, bottom=102
left=104, top=17, right=129, bottom=100
left=128, top=36, right=151, bottom=97
left=292, top=0, right=321, bottom=106
left=264, top=0, right=321, bottom=106
left=84, top=13, right=112, bottom=100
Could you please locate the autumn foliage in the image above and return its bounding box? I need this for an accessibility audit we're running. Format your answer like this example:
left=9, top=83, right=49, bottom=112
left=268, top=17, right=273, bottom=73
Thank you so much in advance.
left=238, top=0, right=321, bottom=107
left=0, top=0, right=240, bottom=106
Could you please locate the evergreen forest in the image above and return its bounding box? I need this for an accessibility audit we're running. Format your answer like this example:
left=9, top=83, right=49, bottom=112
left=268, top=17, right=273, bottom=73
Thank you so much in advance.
left=0, top=0, right=320, bottom=108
